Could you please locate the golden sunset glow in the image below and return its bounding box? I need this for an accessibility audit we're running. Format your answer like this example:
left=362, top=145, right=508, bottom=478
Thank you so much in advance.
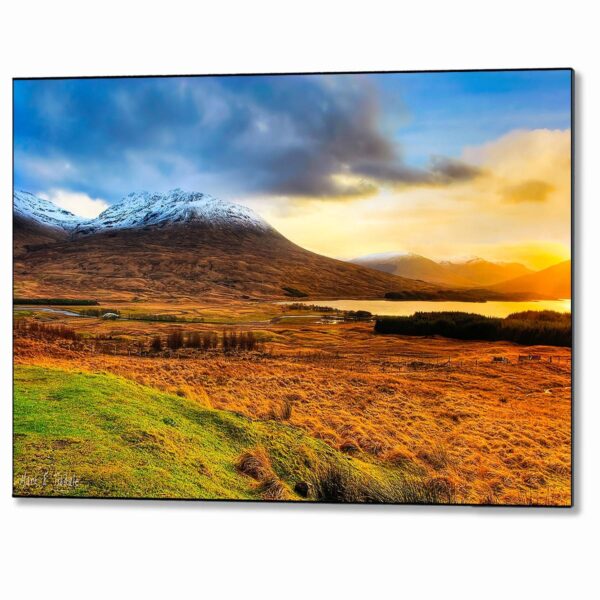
left=255, top=128, right=570, bottom=269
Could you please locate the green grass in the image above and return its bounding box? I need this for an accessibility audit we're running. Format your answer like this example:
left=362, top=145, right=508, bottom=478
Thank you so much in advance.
left=14, top=365, right=434, bottom=502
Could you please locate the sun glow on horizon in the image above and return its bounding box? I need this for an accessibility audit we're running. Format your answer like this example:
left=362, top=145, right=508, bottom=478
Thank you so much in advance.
left=253, top=128, right=571, bottom=271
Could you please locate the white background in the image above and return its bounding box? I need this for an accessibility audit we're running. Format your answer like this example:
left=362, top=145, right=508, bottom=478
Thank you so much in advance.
left=0, top=1, right=596, bottom=598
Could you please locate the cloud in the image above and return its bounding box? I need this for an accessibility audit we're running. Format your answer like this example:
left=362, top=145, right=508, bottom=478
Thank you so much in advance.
left=14, top=75, right=481, bottom=203
left=263, top=128, right=570, bottom=269
left=350, top=155, right=483, bottom=190
left=429, top=156, right=484, bottom=183
left=39, top=189, right=109, bottom=218
left=500, top=179, right=555, bottom=203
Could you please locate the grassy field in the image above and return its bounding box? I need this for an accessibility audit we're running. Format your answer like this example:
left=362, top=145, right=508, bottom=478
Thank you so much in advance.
left=13, top=304, right=572, bottom=504
left=14, top=365, right=437, bottom=502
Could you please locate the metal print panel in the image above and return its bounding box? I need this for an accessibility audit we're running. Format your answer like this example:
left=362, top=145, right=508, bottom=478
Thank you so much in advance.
left=13, top=69, right=573, bottom=505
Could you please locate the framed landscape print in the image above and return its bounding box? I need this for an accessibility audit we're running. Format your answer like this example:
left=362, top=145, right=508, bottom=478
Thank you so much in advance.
left=13, top=68, right=573, bottom=505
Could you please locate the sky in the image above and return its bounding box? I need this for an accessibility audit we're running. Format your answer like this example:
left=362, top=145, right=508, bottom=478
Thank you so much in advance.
left=13, top=70, right=572, bottom=269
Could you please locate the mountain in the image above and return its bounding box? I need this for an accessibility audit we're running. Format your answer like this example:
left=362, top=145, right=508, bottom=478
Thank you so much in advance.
left=490, top=260, right=571, bottom=299
left=14, top=190, right=84, bottom=231
left=74, top=190, right=271, bottom=235
left=439, top=257, right=532, bottom=287
left=351, top=252, right=475, bottom=287
left=13, top=190, right=85, bottom=255
left=351, top=252, right=532, bottom=288
left=14, top=189, right=441, bottom=301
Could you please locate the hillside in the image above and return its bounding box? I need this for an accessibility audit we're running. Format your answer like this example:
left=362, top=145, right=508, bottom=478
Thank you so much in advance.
left=13, top=190, right=441, bottom=301
left=14, top=213, right=70, bottom=257
left=352, top=252, right=532, bottom=288
left=13, top=365, right=433, bottom=502
left=490, top=260, right=571, bottom=299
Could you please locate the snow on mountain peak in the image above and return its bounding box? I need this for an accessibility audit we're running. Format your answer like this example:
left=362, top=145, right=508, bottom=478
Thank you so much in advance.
left=76, top=189, right=271, bottom=234
left=15, top=188, right=272, bottom=236
left=14, top=190, right=85, bottom=231
left=439, top=256, right=486, bottom=265
left=354, top=251, right=417, bottom=261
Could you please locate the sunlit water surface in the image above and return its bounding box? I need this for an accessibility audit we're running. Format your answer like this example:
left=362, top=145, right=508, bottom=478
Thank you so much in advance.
left=287, top=299, right=571, bottom=318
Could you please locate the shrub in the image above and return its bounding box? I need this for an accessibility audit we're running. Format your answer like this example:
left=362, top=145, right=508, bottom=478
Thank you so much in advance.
left=187, top=332, right=201, bottom=348
left=166, top=330, right=184, bottom=350
left=202, top=331, right=218, bottom=350
left=14, top=319, right=80, bottom=341
left=221, top=330, right=260, bottom=353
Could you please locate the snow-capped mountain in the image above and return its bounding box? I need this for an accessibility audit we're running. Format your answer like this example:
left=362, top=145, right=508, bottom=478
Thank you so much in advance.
left=13, top=190, right=84, bottom=231
left=74, top=189, right=271, bottom=235
left=15, top=188, right=272, bottom=237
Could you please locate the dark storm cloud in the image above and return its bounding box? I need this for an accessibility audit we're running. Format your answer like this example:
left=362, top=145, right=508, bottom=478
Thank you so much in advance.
left=14, top=75, right=481, bottom=202
left=354, top=155, right=483, bottom=187
left=428, top=156, right=484, bottom=183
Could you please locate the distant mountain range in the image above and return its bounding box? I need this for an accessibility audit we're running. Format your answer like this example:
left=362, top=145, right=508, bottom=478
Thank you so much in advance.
left=351, top=252, right=533, bottom=288
left=13, top=189, right=440, bottom=301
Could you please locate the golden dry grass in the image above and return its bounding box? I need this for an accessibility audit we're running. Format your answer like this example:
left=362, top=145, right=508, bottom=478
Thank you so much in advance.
left=14, top=312, right=571, bottom=505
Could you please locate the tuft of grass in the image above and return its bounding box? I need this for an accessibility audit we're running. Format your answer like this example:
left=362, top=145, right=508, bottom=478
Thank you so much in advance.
left=310, top=462, right=445, bottom=504
left=236, top=447, right=272, bottom=481
left=416, top=444, right=451, bottom=471
left=258, top=476, right=289, bottom=501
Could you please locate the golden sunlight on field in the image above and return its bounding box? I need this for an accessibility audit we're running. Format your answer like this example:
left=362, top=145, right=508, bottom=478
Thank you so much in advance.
left=14, top=312, right=571, bottom=505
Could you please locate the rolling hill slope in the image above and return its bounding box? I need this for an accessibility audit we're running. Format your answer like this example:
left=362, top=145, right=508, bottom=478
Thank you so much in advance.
left=13, top=365, right=435, bottom=502
left=490, top=260, right=571, bottom=299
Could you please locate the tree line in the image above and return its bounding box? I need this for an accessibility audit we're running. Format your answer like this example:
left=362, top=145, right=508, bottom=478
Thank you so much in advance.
left=14, top=298, right=99, bottom=306
left=151, top=330, right=262, bottom=353
left=14, top=318, right=264, bottom=355
left=374, top=311, right=571, bottom=347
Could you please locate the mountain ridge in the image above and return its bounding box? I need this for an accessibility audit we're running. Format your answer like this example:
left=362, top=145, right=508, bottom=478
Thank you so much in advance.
left=351, top=252, right=533, bottom=288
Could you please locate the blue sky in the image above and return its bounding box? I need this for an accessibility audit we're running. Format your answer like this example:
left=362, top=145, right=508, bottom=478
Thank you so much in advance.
left=376, top=70, right=571, bottom=166
left=14, top=70, right=571, bottom=207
